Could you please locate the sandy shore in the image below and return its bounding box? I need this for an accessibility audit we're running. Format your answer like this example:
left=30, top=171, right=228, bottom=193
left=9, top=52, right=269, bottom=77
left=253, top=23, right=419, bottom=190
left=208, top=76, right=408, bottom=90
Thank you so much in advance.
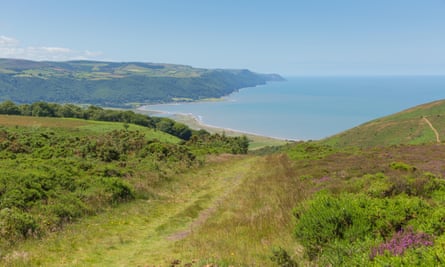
left=135, top=107, right=290, bottom=149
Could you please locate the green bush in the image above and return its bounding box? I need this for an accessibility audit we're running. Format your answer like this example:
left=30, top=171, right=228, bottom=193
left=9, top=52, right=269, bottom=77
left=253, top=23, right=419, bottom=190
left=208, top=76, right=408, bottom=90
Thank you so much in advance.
left=390, top=161, right=416, bottom=172
left=293, top=192, right=371, bottom=259
left=294, top=192, right=432, bottom=264
left=99, top=177, right=135, bottom=203
left=45, top=194, right=88, bottom=224
left=0, top=208, right=39, bottom=242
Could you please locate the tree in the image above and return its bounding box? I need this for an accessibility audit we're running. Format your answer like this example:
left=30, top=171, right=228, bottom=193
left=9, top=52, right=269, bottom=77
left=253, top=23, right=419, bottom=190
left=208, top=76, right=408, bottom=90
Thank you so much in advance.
left=30, top=102, right=56, bottom=117
left=0, top=100, right=21, bottom=115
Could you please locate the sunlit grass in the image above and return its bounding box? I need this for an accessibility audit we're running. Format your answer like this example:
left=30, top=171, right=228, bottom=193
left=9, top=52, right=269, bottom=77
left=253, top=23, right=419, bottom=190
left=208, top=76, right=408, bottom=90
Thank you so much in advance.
left=0, top=115, right=180, bottom=143
left=2, top=156, right=256, bottom=266
left=322, top=99, right=445, bottom=148
left=174, top=154, right=309, bottom=266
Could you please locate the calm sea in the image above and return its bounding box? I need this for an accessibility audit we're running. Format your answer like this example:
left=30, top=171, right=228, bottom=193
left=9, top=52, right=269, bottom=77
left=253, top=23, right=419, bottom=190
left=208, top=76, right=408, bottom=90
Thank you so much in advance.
left=141, top=76, right=445, bottom=140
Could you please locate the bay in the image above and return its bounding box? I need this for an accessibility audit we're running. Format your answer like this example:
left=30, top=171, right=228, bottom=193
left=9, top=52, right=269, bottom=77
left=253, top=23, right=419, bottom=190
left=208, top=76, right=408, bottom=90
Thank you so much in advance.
left=140, top=76, right=445, bottom=140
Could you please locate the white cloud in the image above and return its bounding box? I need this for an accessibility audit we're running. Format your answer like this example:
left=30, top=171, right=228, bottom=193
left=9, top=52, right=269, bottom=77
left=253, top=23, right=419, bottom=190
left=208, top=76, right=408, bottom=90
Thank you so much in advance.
left=0, top=35, right=102, bottom=61
left=0, top=35, right=19, bottom=46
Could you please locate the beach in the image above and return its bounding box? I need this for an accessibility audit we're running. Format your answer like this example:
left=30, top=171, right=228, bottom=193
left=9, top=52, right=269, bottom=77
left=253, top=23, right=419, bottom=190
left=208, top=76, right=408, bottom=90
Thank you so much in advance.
left=135, top=108, right=289, bottom=150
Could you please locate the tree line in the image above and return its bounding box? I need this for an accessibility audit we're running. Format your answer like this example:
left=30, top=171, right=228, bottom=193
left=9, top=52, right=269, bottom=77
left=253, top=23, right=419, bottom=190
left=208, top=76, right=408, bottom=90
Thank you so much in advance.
left=0, top=100, right=249, bottom=154
left=0, top=100, right=193, bottom=139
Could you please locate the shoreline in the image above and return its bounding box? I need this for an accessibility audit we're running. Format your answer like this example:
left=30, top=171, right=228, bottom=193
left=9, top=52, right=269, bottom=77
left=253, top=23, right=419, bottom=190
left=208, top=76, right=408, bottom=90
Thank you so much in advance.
left=137, top=106, right=294, bottom=140
left=135, top=107, right=292, bottom=149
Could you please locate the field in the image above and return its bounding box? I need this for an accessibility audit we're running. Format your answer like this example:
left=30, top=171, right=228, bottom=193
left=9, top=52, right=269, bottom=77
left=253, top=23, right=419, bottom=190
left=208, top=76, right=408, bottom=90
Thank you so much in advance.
left=0, top=59, right=281, bottom=106
left=0, top=115, right=180, bottom=143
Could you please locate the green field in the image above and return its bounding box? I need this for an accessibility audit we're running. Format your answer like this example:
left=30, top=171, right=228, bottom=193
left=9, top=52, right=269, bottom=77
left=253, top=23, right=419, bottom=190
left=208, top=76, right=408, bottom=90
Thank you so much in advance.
left=0, top=58, right=282, bottom=107
left=0, top=115, right=180, bottom=143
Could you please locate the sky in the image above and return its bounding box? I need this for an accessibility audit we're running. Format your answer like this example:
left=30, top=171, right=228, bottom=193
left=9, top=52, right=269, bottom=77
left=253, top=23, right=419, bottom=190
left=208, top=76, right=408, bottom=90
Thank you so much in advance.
left=1, top=0, right=445, bottom=76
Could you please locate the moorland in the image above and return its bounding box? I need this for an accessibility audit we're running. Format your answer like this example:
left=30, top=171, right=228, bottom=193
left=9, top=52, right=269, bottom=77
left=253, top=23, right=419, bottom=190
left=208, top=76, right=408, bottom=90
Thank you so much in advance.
left=1, top=99, right=445, bottom=266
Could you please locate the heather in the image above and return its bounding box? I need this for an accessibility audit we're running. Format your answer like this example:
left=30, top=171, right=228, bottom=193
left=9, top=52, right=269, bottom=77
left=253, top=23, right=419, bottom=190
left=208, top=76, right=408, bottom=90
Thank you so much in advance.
left=2, top=100, right=445, bottom=266
left=287, top=142, right=445, bottom=266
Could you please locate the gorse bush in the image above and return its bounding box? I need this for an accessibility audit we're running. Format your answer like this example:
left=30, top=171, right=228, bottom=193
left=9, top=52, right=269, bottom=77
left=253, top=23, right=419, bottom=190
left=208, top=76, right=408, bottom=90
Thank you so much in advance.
left=186, top=132, right=249, bottom=155
left=0, top=114, right=252, bottom=251
left=293, top=191, right=443, bottom=265
left=0, top=208, right=39, bottom=243
left=390, top=161, right=416, bottom=172
left=0, top=128, right=167, bottom=248
left=284, top=142, right=445, bottom=266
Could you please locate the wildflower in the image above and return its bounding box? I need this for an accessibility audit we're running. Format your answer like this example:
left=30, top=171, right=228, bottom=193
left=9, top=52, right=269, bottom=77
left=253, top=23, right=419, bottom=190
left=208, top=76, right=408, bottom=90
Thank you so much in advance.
left=370, top=227, right=434, bottom=259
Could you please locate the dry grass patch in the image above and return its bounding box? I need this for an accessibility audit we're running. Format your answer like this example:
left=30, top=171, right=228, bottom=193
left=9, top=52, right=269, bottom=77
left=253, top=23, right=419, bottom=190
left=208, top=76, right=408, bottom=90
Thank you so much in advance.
left=0, top=115, right=89, bottom=128
left=174, top=154, right=309, bottom=266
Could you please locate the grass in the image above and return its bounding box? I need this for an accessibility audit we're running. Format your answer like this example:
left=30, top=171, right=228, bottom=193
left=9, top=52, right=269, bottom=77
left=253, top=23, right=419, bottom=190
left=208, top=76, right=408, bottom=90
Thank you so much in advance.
left=0, top=115, right=89, bottom=128
left=78, top=120, right=180, bottom=143
left=2, top=153, right=311, bottom=266
left=2, top=156, right=259, bottom=266
left=0, top=115, right=180, bottom=143
left=322, top=99, right=445, bottom=148
left=174, top=154, right=308, bottom=266
left=4, top=134, right=445, bottom=265
left=5, top=100, right=445, bottom=266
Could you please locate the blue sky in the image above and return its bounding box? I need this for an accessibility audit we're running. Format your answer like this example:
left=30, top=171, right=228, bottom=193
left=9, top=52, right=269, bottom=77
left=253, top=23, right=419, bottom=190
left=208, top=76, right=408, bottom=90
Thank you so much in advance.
left=1, top=0, right=445, bottom=75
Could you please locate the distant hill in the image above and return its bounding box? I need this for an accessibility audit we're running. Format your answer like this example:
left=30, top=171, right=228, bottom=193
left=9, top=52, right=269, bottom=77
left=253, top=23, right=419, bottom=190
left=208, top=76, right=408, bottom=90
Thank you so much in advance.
left=322, top=99, right=445, bottom=147
left=0, top=58, right=283, bottom=107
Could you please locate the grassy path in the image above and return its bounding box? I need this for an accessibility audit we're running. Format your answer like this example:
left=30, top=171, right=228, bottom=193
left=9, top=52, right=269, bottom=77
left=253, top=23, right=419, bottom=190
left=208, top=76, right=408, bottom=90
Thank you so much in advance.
left=423, top=116, right=441, bottom=143
left=5, top=156, right=258, bottom=267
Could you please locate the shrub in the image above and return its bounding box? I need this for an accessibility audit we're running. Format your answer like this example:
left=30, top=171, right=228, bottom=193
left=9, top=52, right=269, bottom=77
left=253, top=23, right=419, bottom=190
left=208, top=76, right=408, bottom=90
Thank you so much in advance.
left=390, top=162, right=416, bottom=172
left=0, top=208, right=39, bottom=242
left=99, top=177, right=134, bottom=203
left=45, top=194, right=88, bottom=224
left=270, top=247, right=298, bottom=267
left=293, top=192, right=371, bottom=259
left=294, top=192, right=432, bottom=262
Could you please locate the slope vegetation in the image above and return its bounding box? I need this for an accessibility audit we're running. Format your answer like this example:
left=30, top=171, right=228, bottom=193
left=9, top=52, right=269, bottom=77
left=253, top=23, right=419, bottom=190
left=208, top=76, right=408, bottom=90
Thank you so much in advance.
left=0, top=113, right=252, bottom=261
left=3, top=100, right=445, bottom=266
left=0, top=58, right=283, bottom=107
left=323, top=99, right=445, bottom=147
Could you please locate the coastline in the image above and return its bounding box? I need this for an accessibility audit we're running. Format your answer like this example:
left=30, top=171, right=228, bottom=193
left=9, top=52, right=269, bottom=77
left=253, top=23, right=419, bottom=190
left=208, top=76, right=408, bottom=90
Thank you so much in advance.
left=135, top=107, right=291, bottom=149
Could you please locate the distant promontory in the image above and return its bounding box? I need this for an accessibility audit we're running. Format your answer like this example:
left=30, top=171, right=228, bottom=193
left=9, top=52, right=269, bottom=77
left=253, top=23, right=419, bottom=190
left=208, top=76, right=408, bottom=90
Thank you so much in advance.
left=0, top=58, right=284, bottom=107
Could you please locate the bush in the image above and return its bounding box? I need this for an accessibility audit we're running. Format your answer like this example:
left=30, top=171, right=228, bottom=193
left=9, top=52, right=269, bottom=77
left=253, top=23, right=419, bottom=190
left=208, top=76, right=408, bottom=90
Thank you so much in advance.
left=0, top=208, right=39, bottom=242
left=99, top=177, right=134, bottom=203
left=294, top=192, right=432, bottom=263
left=390, top=162, right=416, bottom=172
left=270, top=247, right=298, bottom=267
left=293, top=192, right=371, bottom=259
left=45, top=194, right=88, bottom=224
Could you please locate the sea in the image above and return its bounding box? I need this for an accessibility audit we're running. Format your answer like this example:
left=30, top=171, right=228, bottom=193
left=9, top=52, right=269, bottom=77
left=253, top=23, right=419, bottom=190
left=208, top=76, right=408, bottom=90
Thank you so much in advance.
left=140, top=76, right=445, bottom=140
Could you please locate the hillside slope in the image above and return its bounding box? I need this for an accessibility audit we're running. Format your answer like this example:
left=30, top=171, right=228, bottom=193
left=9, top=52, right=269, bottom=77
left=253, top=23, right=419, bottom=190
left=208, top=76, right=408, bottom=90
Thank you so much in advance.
left=3, top=102, right=445, bottom=266
left=322, top=99, right=445, bottom=147
left=0, top=58, right=283, bottom=107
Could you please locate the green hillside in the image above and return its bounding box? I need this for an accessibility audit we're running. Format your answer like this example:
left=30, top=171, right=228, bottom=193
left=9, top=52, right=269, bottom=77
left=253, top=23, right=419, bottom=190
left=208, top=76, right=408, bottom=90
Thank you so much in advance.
left=3, top=100, right=445, bottom=266
left=0, top=58, right=283, bottom=107
left=322, top=99, right=445, bottom=148
left=0, top=112, right=253, bottom=255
